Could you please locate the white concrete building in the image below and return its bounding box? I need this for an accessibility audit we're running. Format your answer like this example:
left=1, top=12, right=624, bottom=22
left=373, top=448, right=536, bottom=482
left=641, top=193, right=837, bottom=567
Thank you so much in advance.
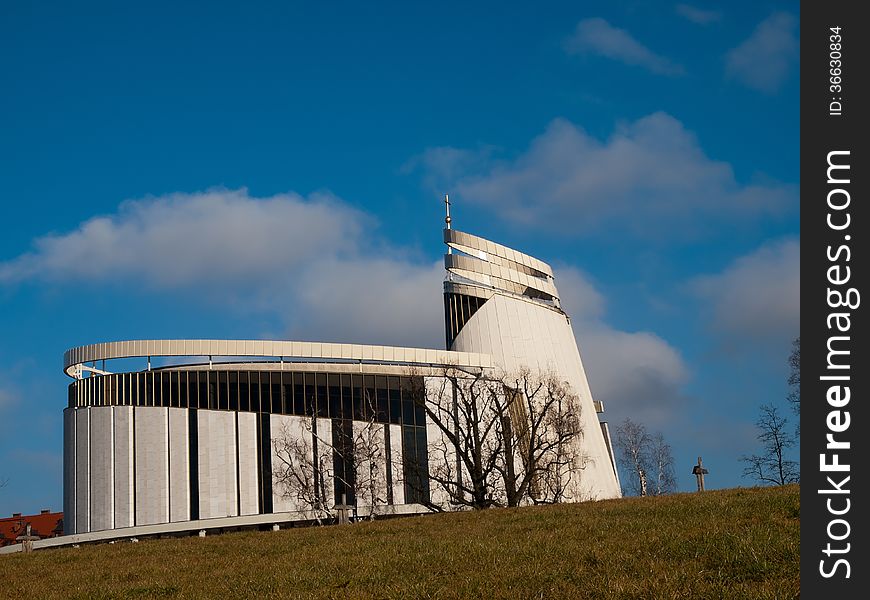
left=63, top=226, right=620, bottom=536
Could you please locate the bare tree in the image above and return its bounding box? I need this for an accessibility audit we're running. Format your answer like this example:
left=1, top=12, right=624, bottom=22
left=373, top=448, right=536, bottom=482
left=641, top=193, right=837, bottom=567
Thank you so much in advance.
left=408, top=368, right=503, bottom=510
left=614, top=418, right=651, bottom=496
left=648, top=432, right=676, bottom=496
left=343, top=393, right=389, bottom=519
left=741, top=404, right=799, bottom=486
left=614, top=420, right=676, bottom=497
left=497, top=369, right=585, bottom=506
left=272, top=394, right=390, bottom=523
left=272, top=417, right=332, bottom=524
left=407, top=366, right=586, bottom=511
left=274, top=366, right=591, bottom=516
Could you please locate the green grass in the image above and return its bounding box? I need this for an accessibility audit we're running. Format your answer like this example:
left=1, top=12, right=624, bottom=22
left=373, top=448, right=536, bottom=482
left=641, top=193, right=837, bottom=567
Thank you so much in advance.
left=0, top=485, right=799, bottom=599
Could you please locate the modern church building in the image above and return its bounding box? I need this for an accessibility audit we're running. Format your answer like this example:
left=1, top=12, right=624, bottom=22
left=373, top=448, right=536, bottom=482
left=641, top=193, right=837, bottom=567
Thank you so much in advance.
left=62, top=215, right=621, bottom=536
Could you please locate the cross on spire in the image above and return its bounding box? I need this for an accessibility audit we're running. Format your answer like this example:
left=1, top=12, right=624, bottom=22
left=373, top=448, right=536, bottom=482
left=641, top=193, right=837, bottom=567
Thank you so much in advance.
left=444, top=193, right=452, bottom=230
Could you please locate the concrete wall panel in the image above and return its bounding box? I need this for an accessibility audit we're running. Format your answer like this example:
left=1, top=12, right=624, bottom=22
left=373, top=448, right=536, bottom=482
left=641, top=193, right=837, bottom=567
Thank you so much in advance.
left=168, top=408, right=190, bottom=523
left=270, top=414, right=312, bottom=513
left=63, top=408, right=76, bottom=534
left=134, top=407, right=170, bottom=525
left=352, top=421, right=389, bottom=508
left=113, top=406, right=135, bottom=528
left=315, top=418, right=332, bottom=506
left=237, top=412, right=259, bottom=516
left=75, top=409, right=90, bottom=533
left=198, top=410, right=238, bottom=519
left=89, top=408, right=114, bottom=531
left=388, top=424, right=404, bottom=505
left=452, top=294, right=622, bottom=500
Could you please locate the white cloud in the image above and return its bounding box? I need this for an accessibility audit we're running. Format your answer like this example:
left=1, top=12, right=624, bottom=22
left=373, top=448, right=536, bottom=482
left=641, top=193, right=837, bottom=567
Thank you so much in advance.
left=578, top=325, right=689, bottom=428
left=0, top=189, right=368, bottom=287
left=564, top=18, right=684, bottom=76
left=0, top=189, right=443, bottom=347
left=691, top=238, right=800, bottom=348
left=557, top=266, right=690, bottom=426
left=1, top=189, right=689, bottom=422
left=552, top=266, right=606, bottom=322
left=726, top=12, right=798, bottom=93
left=675, top=4, right=722, bottom=25
left=291, top=257, right=445, bottom=347
left=433, top=113, right=793, bottom=236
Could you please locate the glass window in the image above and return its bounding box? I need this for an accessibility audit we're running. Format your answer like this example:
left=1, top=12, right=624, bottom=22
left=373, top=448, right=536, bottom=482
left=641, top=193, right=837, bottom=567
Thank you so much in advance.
left=271, top=372, right=283, bottom=414
left=351, top=379, right=362, bottom=422
left=170, top=371, right=180, bottom=408
left=417, top=426, right=430, bottom=502
left=293, top=373, right=305, bottom=415
left=282, top=377, right=294, bottom=415
left=260, top=371, right=281, bottom=413
left=144, top=372, right=152, bottom=406
left=250, top=371, right=261, bottom=412
left=179, top=371, right=188, bottom=408
left=162, top=371, right=171, bottom=407
left=259, top=371, right=270, bottom=413
left=231, top=371, right=241, bottom=411
left=361, top=376, right=375, bottom=421
left=389, top=387, right=402, bottom=425
left=187, top=371, right=197, bottom=409
left=207, top=371, right=217, bottom=410
left=133, top=373, right=141, bottom=406
left=401, top=425, right=430, bottom=504
left=150, top=371, right=159, bottom=406
left=402, top=426, right=418, bottom=503
left=339, top=375, right=351, bottom=422
left=376, top=387, right=389, bottom=424
left=316, top=374, right=327, bottom=418
left=218, top=371, right=228, bottom=410
left=303, top=373, right=315, bottom=416
left=332, top=418, right=355, bottom=506
left=328, top=374, right=342, bottom=419
left=414, top=396, right=426, bottom=428
left=402, top=396, right=415, bottom=427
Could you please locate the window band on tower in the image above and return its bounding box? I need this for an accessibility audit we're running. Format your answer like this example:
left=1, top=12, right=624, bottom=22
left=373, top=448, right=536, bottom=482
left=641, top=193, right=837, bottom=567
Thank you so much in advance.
left=444, top=292, right=488, bottom=348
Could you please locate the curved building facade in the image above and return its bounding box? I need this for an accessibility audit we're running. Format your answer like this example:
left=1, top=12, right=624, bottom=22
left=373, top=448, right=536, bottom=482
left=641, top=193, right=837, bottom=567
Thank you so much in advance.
left=63, top=228, right=620, bottom=537
left=443, top=229, right=621, bottom=501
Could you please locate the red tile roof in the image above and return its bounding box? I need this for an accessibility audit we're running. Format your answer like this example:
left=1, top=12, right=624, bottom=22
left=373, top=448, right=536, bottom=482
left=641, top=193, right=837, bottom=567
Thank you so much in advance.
left=0, top=511, right=64, bottom=546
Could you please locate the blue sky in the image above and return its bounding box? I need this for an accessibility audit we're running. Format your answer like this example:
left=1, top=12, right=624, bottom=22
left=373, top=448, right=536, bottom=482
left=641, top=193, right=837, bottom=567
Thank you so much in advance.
left=0, top=1, right=799, bottom=514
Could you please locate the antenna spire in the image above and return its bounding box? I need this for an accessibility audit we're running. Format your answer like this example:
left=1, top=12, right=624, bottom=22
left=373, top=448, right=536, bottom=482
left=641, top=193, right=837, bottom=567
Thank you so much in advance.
left=444, top=194, right=452, bottom=230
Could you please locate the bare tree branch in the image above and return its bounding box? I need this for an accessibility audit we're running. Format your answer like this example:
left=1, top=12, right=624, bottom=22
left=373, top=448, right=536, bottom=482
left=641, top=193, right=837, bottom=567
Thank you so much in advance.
left=408, top=366, right=587, bottom=510
left=272, top=416, right=333, bottom=524
left=649, top=432, right=676, bottom=496
left=741, top=404, right=799, bottom=486
left=614, top=418, right=652, bottom=497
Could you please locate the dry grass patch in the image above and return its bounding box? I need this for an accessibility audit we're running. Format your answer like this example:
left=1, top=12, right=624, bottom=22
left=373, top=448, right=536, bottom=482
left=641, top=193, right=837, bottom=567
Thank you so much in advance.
left=0, top=485, right=799, bottom=599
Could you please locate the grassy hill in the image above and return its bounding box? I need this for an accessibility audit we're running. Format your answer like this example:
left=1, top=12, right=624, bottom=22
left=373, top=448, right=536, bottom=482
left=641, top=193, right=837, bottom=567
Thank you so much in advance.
left=0, top=485, right=799, bottom=599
